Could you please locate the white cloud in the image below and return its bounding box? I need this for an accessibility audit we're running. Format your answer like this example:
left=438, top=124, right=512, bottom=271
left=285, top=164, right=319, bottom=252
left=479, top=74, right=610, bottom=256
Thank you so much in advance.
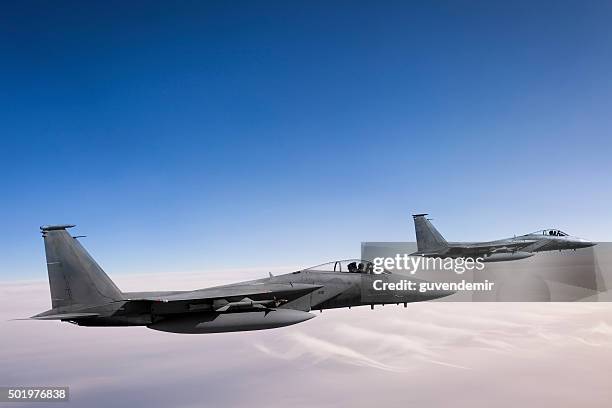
left=2, top=275, right=612, bottom=407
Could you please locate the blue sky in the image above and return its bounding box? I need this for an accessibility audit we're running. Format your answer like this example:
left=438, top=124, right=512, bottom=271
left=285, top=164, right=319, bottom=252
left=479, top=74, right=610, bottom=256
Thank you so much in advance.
left=1, top=1, right=611, bottom=280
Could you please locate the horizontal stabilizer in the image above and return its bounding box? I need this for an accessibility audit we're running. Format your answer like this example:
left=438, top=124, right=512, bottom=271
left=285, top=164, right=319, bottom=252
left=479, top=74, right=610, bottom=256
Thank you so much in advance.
left=29, top=312, right=100, bottom=320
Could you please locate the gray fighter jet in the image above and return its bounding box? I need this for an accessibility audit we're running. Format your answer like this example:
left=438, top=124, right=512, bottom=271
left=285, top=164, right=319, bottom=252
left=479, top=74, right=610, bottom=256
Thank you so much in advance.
left=30, top=225, right=453, bottom=334
left=411, top=214, right=595, bottom=262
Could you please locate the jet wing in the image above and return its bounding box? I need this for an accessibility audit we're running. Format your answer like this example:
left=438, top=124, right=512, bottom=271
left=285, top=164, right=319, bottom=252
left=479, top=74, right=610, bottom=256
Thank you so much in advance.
left=518, top=239, right=550, bottom=253
left=132, top=282, right=322, bottom=303
left=461, top=241, right=529, bottom=250
left=451, top=241, right=534, bottom=256
left=413, top=240, right=536, bottom=257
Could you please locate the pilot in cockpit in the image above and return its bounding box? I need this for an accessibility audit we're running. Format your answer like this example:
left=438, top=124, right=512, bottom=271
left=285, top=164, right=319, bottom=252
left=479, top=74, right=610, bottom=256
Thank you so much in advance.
left=357, top=263, right=365, bottom=273
left=347, top=262, right=358, bottom=273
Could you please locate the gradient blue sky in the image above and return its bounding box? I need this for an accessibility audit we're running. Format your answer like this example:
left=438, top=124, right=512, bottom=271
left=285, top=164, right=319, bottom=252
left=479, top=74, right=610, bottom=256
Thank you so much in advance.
left=2, top=1, right=611, bottom=280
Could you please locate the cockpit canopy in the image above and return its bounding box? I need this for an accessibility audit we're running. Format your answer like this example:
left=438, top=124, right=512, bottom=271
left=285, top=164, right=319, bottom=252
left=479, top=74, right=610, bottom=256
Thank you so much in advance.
left=531, top=229, right=569, bottom=237
left=302, top=259, right=388, bottom=274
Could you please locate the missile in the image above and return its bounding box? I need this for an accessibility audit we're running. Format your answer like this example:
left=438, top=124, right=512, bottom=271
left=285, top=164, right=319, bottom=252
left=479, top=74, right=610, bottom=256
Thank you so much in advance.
left=213, top=297, right=285, bottom=312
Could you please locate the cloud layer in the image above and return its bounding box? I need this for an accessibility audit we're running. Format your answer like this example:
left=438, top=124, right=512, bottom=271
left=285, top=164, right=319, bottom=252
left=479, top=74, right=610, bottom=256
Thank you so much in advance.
left=2, top=271, right=612, bottom=407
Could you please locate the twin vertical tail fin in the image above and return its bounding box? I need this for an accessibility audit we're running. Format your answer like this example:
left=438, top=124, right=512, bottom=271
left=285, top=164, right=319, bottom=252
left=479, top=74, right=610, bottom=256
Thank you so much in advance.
left=41, top=225, right=123, bottom=309
left=412, top=214, right=448, bottom=255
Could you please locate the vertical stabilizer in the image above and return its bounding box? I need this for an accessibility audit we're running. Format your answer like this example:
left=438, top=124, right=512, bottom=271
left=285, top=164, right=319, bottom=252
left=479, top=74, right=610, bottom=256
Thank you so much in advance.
left=41, top=225, right=123, bottom=309
left=412, top=214, right=448, bottom=254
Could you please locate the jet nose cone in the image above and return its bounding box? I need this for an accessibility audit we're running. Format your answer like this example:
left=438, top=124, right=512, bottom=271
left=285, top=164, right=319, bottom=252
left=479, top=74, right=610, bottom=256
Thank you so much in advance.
left=577, top=238, right=596, bottom=248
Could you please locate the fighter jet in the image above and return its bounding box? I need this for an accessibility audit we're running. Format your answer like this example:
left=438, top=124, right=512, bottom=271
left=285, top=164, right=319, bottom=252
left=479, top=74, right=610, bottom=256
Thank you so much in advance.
left=411, top=214, right=595, bottom=262
left=30, top=225, right=453, bottom=334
